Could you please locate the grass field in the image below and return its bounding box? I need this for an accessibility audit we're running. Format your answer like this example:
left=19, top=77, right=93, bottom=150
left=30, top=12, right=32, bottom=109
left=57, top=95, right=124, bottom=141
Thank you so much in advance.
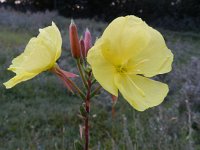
left=0, top=9, right=200, bottom=150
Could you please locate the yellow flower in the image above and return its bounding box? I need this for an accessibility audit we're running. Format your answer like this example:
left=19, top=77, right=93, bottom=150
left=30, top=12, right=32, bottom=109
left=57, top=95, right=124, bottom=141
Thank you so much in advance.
left=4, top=22, right=62, bottom=89
left=87, top=16, right=173, bottom=111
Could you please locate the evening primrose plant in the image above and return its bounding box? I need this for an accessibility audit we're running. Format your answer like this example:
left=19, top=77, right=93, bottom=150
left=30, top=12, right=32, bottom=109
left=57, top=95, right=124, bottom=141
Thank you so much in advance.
left=3, top=22, right=77, bottom=90
left=88, top=16, right=173, bottom=111
left=3, top=15, right=173, bottom=150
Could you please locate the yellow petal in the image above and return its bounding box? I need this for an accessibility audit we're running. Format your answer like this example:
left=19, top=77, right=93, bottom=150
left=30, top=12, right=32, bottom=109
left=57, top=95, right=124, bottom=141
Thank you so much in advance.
left=87, top=39, right=118, bottom=96
left=4, top=22, right=62, bottom=88
left=9, top=37, right=53, bottom=73
left=114, top=74, right=169, bottom=111
left=127, top=27, right=173, bottom=77
left=3, top=73, right=37, bottom=89
left=101, top=15, right=150, bottom=66
left=38, top=22, right=62, bottom=61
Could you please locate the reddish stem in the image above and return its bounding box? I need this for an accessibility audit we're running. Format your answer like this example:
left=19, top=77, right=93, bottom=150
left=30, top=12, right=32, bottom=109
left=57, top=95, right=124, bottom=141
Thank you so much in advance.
left=85, top=71, right=92, bottom=150
left=112, top=106, right=116, bottom=118
left=111, top=95, right=117, bottom=118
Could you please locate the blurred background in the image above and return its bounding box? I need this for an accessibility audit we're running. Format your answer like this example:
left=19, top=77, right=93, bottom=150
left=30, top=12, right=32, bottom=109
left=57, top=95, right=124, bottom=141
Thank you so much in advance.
left=1, top=0, right=200, bottom=31
left=0, top=0, right=200, bottom=150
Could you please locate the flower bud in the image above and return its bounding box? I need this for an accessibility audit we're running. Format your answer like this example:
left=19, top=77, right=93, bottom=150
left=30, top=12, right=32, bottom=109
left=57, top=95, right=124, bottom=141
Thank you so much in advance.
left=79, top=37, right=86, bottom=58
left=69, top=19, right=81, bottom=58
left=84, top=28, right=92, bottom=56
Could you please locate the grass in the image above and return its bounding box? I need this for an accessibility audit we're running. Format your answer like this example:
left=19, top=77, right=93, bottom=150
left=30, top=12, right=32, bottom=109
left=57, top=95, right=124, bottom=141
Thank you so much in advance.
left=0, top=13, right=200, bottom=149
left=0, top=27, right=31, bottom=47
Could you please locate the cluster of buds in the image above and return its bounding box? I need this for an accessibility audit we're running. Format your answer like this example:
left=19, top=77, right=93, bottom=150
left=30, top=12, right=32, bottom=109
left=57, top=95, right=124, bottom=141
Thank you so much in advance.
left=69, top=20, right=92, bottom=59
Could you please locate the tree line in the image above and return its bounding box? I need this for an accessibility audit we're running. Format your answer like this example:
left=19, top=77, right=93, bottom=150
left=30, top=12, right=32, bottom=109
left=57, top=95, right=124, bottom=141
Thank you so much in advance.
left=2, top=0, right=200, bottom=22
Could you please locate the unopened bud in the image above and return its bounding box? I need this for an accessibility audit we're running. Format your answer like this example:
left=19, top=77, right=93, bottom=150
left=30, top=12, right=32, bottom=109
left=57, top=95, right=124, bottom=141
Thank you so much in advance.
left=69, top=19, right=81, bottom=58
left=79, top=37, right=86, bottom=58
left=84, top=28, right=92, bottom=56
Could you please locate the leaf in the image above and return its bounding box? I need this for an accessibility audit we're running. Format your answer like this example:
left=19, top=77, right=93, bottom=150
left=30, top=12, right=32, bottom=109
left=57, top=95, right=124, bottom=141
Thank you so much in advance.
left=74, top=140, right=84, bottom=150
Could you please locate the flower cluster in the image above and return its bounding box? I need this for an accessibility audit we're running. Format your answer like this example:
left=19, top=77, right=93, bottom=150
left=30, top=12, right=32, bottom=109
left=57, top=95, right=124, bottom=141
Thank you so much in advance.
left=4, top=15, right=173, bottom=112
left=3, top=15, right=173, bottom=150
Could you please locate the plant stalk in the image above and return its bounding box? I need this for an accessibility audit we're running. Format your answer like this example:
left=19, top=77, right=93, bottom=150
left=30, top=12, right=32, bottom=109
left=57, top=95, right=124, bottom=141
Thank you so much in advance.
left=66, top=78, right=85, bottom=100
left=76, top=58, right=88, bottom=89
left=90, top=85, right=101, bottom=98
left=85, top=71, right=92, bottom=150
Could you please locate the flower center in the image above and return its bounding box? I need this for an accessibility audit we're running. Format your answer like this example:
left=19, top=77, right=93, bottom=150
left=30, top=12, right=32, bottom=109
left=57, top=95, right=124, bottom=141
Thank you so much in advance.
left=116, top=66, right=127, bottom=74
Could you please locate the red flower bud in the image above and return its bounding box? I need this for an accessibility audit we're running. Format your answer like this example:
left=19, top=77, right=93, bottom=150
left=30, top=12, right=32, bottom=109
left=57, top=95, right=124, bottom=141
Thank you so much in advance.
left=79, top=37, right=86, bottom=58
left=84, top=28, right=92, bottom=56
left=69, top=19, right=81, bottom=58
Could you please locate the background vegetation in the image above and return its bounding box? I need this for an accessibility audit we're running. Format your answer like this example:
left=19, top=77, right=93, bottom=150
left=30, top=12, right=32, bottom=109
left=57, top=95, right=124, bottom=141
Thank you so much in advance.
left=0, top=7, right=200, bottom=150
left=1, top=0, right=200, bottom=31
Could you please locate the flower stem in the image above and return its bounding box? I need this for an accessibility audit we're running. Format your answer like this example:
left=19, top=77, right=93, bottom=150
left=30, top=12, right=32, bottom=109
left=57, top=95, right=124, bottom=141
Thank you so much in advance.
left=90, top=85, right=101, bottom=98
left=76, top=58, right=88, bottom=89
left=66, top=78, right=85, bottom=100
left=85, top=71, right=92, bottom=150
left=50, top=64, right=85, bottom=100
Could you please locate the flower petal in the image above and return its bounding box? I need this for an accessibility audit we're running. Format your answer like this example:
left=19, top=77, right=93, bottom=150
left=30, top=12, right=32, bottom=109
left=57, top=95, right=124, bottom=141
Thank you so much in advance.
left=127, top=27, right=173, bottom=77
left=38, top=22, right=62, bottom=61
left=101, top=16, right=150, bottom=66
left=3, top=73, right=38, bottom=89
left=4, top=22, right=62, bottom=88
left=114, top=74, right=169, bottom=111
left=9, top=37, right=53, bottom=73
left=87, top=39, right=118, bottom=96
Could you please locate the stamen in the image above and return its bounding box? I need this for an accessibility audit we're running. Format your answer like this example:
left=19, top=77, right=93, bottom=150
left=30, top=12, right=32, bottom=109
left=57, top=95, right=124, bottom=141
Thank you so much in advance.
left=116, top=65, right=127, bottom=73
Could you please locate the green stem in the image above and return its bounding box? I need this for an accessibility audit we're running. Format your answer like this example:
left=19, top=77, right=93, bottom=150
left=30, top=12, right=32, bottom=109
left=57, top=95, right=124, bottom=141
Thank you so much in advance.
left=76, top=58, right=88, bottom=89
left=91, top=78, right=96, bottom=85
left=83, top=71, right=92, bottom=150
left=90, top=85, right=101, bottom=98
left=67, top=78, right=86, bottom=100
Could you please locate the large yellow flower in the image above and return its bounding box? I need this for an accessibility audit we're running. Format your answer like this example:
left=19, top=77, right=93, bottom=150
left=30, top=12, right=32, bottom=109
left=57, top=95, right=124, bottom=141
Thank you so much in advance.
left=87, top=16, right=173, bottom=111
left=4, top=22, right=62, bottom=88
